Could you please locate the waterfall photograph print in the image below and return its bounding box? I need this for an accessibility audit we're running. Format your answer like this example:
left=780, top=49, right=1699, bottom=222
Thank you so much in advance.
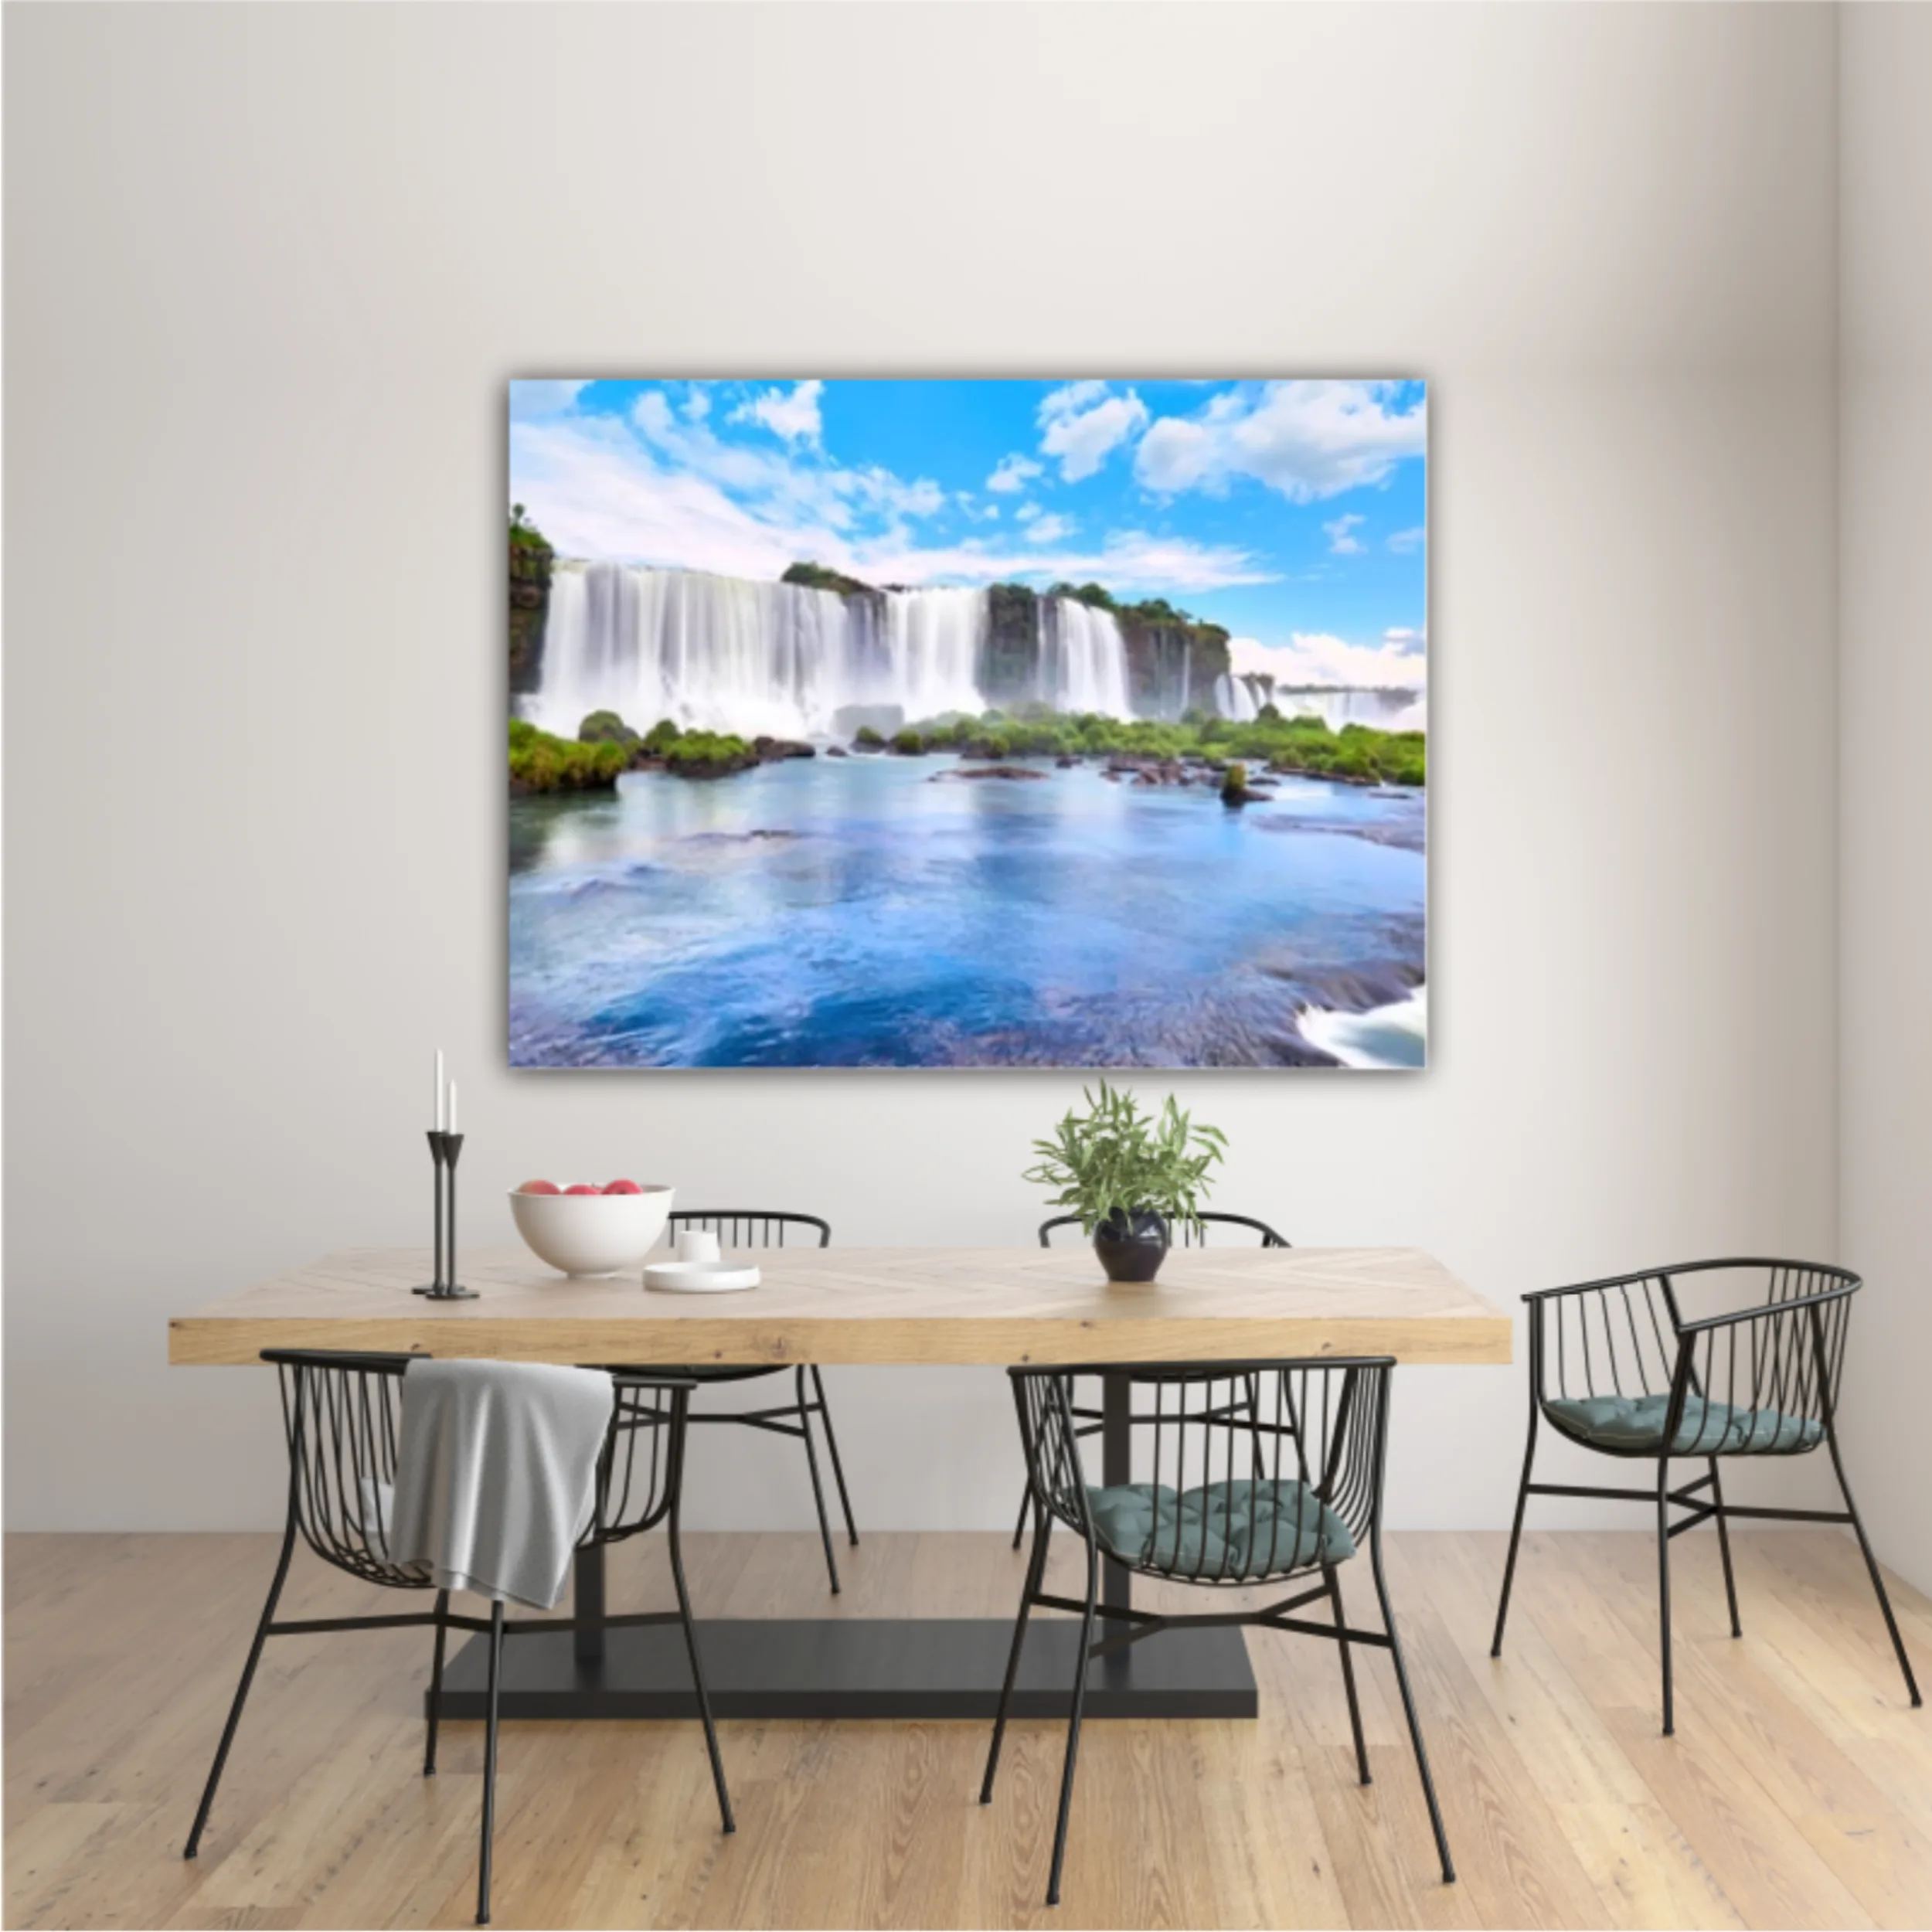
left=508, top=379, right=1427, bottom=1070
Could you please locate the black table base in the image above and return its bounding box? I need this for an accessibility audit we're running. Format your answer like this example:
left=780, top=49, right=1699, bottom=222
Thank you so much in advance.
left=436, top=1377, right=1257, bottom=1723
left=434, top=1617, right=1257, bottom=1721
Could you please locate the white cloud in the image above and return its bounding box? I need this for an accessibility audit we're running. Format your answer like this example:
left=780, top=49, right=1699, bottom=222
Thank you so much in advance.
left=1383, top=626, right=1426, bottom=652
left=1325, top=513, right=1366, bottom=556
left=683, top=388, right=711, bottom=422
left=1136, top=380, right=1426, bottom=503
left=1015, top=502, right=1040, bottom=521
left=1387, top=525, right=1425, bottom=553
left=847, top=467, right=945, bottom=520
left=729, top=379, right=824, bottom=443
left=1230, top=630, right=1427, bottom=691
left=508, top=379, right=588, bottom=420
left=854, top=529, right=1275, bottom=594
left=512, top=413, right=1279, bottom=597
left=1024, top=513, right=1076, bottom=544
left=1039, top=380, right=1109, bottom=419
left=986, top=453, right=1043, bottom=494
left=1039, top=383, right=1149, bottom=482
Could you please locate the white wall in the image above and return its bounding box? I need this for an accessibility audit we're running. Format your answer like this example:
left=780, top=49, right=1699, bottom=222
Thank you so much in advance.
left=4, top=3, right=1843, bottom=1536
left=1838, top=5, right=1932, bottom=1597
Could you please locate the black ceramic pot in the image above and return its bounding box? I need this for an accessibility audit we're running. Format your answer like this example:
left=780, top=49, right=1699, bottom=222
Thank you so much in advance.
left=1093, top=1209, right=1171, bottom=1284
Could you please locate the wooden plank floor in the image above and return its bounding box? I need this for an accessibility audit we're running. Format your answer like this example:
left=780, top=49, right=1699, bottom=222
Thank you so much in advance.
left=6, top=1531, right=1929, bottom=1930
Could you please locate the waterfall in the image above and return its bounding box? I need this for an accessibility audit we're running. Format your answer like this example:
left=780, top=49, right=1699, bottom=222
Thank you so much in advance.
left=527, top=563, right=1134, bottom=737
left=1039, top=597, right=1131, bottom=716
left=1214, top=672, right=1261, bottom=723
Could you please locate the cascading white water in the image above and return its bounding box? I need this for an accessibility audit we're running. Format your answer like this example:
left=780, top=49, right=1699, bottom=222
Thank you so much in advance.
left=1039, top=597, right=1131, bottom=716
left=1213, top=672, right=1261, bottom=723
left=1275, top=686, right=1424, bottom=732
left=881, top=587, right=991, bottom=724
left=530, top=562, right=1423, bottom=743
left=527, top=563, right=1134, bottom=736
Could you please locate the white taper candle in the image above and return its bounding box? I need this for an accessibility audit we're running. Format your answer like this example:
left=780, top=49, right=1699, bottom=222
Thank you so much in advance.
left=434, top=1050, right=446, bottom=1131
left=448, top=1081, right=458, bottom=1136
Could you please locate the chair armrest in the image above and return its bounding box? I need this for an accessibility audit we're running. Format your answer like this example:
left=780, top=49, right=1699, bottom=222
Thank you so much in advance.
left=1522, top=1265, right=1672, bottom=1306
left=1675, top=1282, right=1856, bottom=1334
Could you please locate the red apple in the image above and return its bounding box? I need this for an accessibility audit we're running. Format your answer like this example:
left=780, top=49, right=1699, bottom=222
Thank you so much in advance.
left=518, top=1179, right=561, bottom=1195
left=603, top=1178, right=642, bottom=1195
left=563, top=1183, right=600, bottom=1196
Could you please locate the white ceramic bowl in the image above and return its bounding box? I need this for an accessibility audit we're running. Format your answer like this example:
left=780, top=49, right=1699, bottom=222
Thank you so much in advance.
left=508, top=1185, right=675, bottom=1278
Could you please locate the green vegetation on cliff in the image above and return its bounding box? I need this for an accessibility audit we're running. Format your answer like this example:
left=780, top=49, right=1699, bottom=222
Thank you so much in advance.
left=783, top=560, right=876, bottom=597
left=509, top=506, right=556, bottom=693
left=1046, top=580, right=1231, bottom=648
left=509, top=718, right=627, bottom=794
left=510, top=504, right=552, bottom=562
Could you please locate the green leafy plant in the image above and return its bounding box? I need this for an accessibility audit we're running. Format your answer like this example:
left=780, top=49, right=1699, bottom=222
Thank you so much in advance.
left=1023, top=1080, right=1228, bottom=1235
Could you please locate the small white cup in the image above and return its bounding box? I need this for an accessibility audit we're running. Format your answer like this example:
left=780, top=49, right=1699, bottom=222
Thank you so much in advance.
left=676, top=1229, right=722, bottom=1264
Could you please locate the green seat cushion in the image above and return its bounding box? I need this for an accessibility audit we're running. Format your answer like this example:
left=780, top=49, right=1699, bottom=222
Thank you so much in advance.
left=1086, top=1478, right=1355, bottom=1579
left=1544, top=1393, right=1822, bottom=1455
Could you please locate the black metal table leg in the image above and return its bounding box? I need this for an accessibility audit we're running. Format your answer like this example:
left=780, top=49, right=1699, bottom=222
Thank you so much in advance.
left=1100, top=1372, right=1133, bottom=1686
left=574, top=1543, right=606, bottom=1666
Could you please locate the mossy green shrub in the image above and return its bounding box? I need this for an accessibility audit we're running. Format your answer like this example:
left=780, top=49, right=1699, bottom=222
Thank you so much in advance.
left=578, top=709, right=638, bottom=747
left=853, top=725, right=886, bottom=749
left=509, top=718, right=628, bottom=794
left=890, top=728, right=926, bottom=755
left=642, top=718, right=682, bottom=754
left=662, top=730, right=754, bottom=777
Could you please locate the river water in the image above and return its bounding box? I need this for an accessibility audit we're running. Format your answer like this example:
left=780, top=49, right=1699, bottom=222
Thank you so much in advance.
left=509, top=753, right=1426, bottom=1069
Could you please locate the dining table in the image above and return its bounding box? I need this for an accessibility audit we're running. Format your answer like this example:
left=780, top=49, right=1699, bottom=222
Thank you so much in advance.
left=169, top=1243, right=1511, bottom=1723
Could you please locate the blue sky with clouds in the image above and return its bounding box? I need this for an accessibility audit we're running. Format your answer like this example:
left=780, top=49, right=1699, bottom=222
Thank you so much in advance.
left=509, top=378, right=1426, bottom=689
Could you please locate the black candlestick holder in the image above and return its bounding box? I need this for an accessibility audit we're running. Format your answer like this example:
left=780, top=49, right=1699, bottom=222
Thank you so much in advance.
left=413, top=1130, right=477, bottom=1299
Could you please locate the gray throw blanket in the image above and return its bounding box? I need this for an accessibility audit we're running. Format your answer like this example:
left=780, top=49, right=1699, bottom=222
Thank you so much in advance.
left=385, top=1359, right=616, bottom=1610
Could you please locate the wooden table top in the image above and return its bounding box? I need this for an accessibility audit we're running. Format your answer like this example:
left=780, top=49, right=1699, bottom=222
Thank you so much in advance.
left=168, top=1245, right=1512, bottom=1369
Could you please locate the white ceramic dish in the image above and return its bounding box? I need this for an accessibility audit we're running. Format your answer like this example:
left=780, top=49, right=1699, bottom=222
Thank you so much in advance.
left=509, top=1185, right=674, bottom=1278
left=644, top=1260, right=762, bottom=1294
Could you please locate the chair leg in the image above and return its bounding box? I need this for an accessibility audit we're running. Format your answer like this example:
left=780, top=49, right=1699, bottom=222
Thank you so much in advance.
left=1490, top=1406, right=1538, bottom=1657
left=982, top=1508, right=1052, bottom=1801
left=1825, top=1428, right=1922, bottom=1707
left=424, top=1588, right=451, bottom=1774
left=668, top=1502, right=736, bottom=1833
left=808, top=1366, right=859, bottom=1548
left=1325, top=1563, right=1371, bottom=1785
left=475, top=1599, right=505, bottom=1926
left=1706, top=1458, right=1742, bottom=1639
left=184, top=1514, right=297, bottom=1858
left=1045, top=1539, right=1099, bottom=1907
left=1369, top=1533, right=1454, bottom=1883
left=1656, top=1457, right=1675, bottom=1736
left=1011, top=1484, right=1033, bottom=1552
left=794, top=1367, right=843, bottom=1595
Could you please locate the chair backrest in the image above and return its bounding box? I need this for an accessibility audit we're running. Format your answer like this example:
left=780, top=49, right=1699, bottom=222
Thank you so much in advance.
left=260, top=1349, right=693, bottom=1587
left=1009, top=1358, right=1393, bottom=1585
left=668, top=1210, right=831, bottom=1250
left=1036, top=1212, right=1289, bottom=1249
left=1527, top=1259, right=1860, bottom=1454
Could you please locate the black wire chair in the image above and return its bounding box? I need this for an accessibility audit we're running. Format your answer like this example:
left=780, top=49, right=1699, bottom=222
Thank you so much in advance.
left=182, top=1350, right=733, bottom=1925
left=1015, top=1213, right=1291, bottom=1548
left=983, top=1357, right=1453, bottom=1906
left=1490, top=1259, right=1920, bottom=1736
left=655, top=1211, right=859, bottom=1593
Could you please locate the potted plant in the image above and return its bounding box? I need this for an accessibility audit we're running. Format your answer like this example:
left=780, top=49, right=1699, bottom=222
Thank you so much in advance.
left=1024, top=1080, right=1229, bottom=1283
